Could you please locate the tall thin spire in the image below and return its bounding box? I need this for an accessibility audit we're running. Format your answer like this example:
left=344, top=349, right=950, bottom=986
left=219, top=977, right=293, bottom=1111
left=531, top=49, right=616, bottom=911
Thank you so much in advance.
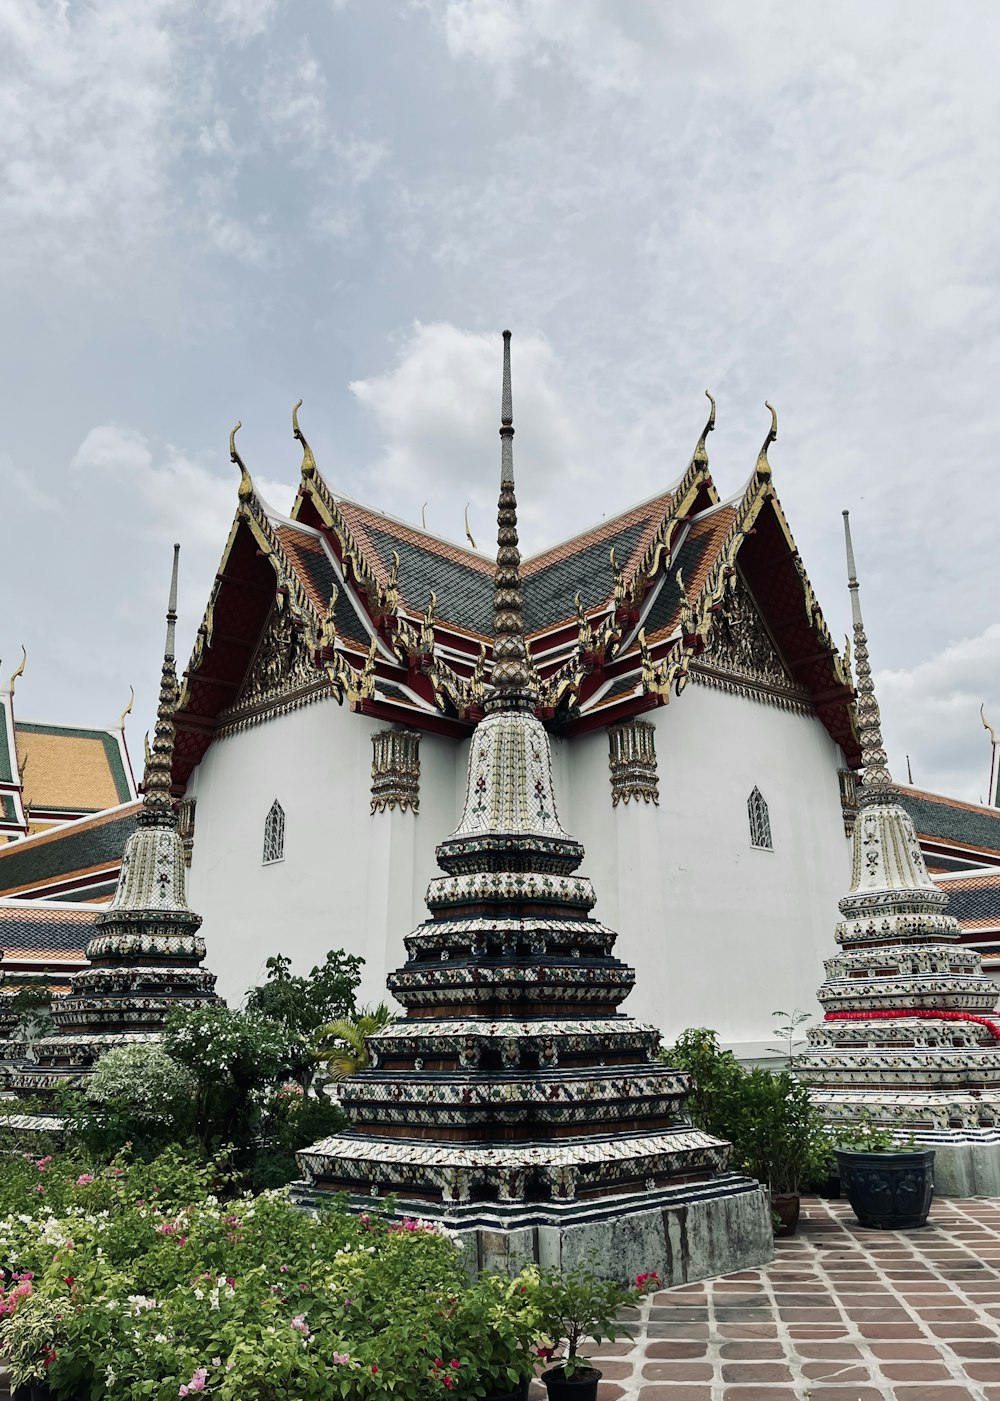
left=141, top=544, right=181, bottom=824
left=843, top=511, right=893, bottom=803
left=489, top=330, right=534, bottom=708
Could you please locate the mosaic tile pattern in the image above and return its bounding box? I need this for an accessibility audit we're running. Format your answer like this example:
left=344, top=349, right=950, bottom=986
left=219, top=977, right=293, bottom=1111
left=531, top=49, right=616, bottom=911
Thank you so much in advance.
left=798, top=516, right=1000, bottom=1135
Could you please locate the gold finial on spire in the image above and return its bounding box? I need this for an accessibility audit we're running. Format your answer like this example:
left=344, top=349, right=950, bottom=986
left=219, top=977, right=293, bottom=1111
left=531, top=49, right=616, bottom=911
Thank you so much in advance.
left=693, top=390, right=716, bottom=466
left=292, top=400, right=316, bottom=479
left=141, top=545, right=182, bottom=824
left=230, top=422, right=253, bottom=502
left=8, top=646, right=26, bottom=696
left=489, top=330, right=534, bottom=709
left=843, top=510, right=893, bottom=804
left=119, top=686, right=135, bottom=731
left=464, top=503, right=477, bottom=550
left=421, top=502, right=427, bottom=531
left=755, top=401, right=777, bottom=477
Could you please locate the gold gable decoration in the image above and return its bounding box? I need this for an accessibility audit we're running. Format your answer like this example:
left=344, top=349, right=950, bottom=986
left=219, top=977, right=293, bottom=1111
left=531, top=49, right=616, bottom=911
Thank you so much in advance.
left=218, top=600, right=331, bottom=738
left=690, top=574, right=812, bottom=713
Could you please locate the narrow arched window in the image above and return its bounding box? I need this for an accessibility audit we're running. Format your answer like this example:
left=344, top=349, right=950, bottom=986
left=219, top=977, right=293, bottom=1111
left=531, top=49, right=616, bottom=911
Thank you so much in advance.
left=748, top=787, right=773, bottom=850
left=263, top=800, right=285, bottom=864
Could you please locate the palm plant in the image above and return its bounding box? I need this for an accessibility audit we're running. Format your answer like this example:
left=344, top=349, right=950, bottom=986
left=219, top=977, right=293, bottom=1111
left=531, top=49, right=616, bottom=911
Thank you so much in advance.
left=312, top=1002, right=393, bottom=1081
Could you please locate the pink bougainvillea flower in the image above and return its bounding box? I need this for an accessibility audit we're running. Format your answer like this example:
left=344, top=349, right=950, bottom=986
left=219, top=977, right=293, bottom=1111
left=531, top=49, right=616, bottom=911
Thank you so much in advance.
left=291, top=1314, right=310, bottom=1336
left=332, top=1352, right=351, bottom=1365
left=75, top=1174, right=94, bottom=1186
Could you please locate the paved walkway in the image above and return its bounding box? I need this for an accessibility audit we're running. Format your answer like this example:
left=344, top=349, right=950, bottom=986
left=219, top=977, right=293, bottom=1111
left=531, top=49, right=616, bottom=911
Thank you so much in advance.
left=531, top=1195, right=1000, bottom=1400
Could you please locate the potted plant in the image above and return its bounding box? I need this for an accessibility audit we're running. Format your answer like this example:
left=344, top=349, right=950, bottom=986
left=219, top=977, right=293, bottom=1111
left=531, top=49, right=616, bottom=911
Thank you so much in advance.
left=530, top=1257, right=657, bottom=1400
left=832, top=1115, right=934, bottom=1229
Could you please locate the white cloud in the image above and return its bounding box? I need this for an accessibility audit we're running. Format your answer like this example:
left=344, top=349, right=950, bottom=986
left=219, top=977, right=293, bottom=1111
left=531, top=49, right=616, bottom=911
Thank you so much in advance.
left=349, top=322, right=593, bottom=549
left=877, top=624, right=1000, bottom=804
left=0, top=453, right=60, bottom=514
left=214, top=0, right=284, bottom=43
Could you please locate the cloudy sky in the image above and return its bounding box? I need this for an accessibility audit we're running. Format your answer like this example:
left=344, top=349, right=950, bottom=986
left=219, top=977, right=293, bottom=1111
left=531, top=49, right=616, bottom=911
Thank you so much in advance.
left=2, top=0, right=998, bottom=802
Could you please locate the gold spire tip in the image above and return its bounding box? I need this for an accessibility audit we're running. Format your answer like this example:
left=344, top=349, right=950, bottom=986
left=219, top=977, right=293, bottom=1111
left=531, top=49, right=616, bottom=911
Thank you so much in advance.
left=693, top=390, right=716, bottom=465
left=8, top=645, right=26, bottom=696
left=230, top=421, right=253, bottom=501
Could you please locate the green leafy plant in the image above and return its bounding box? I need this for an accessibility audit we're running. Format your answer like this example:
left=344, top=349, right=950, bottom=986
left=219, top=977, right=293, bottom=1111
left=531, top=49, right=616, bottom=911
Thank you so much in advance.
left=245, top=950, right=365, bottom=1090
left=528, top=1255, right=654, bottom=1380
left=314, top=1002, right=394, bottom=1081
left=832, top=1111, right=915, bottom=1153
left=768, top=1008, right=812, bottom=1067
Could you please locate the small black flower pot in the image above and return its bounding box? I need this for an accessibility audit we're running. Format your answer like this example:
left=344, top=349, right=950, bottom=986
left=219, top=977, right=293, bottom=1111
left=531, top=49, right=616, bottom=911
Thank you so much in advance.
left=541, top=1364, right=602, bottom=1400
left=816, top=1170, right=841, bottom=1200
left=835, top=1148, right=935, bottom=1229
left=485, top=1382, right=529, bottom=1401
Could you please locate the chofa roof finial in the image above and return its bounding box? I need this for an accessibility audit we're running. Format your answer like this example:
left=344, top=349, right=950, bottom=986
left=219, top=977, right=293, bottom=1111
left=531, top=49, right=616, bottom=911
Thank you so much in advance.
left=292, top=400, right=317, bottom=479
left=230, top=422, right=254, bottom=502
left=755, top=401, right=777, bottom=477
left=489, top=330, right=534, bottom=709
left=693, top=391, right=716, bottom=466
left=843, top=510, right=894, bottom=804
left=7, top=645, right=26, bottom=697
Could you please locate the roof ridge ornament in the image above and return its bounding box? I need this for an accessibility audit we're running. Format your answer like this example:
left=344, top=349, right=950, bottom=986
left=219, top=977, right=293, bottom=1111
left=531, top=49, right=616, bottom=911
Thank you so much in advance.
left=693, top=390, right=716, bottom=467
left=843, top=510, right=894, bottom=804
left=488, top=330, right=535, bottom=710
left=464, top=502, right=477, bottom=550
left=292, top=400, right=317, bottom=479
left=118, top=685, right=135, bottom=732
left=230, top=422, right=254, bottom=502
left=141, top=544, right=182, bottom=825
left=755, top=401, right=777, bottom=478
left=7, top=645, right=26, bottom=696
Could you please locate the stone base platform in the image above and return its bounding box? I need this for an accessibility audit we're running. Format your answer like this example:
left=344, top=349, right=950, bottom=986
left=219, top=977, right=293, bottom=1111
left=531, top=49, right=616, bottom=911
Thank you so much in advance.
left=293, top=1172, right=774, bottom=1285
left=912, top=1130, right=1000, bottom=1198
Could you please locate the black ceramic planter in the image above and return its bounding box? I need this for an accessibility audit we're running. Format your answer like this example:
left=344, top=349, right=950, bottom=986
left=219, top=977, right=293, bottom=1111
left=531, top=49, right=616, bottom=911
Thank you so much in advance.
left=485, top=1382, right=529, bottom=1401
left=835, top=1148, right=935, bottom=1229
left=541, top=1363, right=602, bottom=1400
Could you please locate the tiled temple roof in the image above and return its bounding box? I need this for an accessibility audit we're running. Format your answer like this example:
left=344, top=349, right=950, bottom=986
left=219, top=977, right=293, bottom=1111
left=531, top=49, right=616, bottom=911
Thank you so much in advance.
left=15, top=720, right=136, bottom=825
left=936, top=868, right=1000, bottom=933
left=897, top=786, right=1000, bottom=872
left=0, top=802, right=141, bottom=902
left=173, top=402, right=859, bottom=786
left=0, top=900, right=92, bottom=991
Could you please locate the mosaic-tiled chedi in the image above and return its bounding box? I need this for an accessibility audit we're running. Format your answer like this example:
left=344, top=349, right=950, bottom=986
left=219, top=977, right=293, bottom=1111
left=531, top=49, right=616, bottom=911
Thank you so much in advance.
left=298, top=336, right=770, bottom=1261
left=798, top=513, right=1000, bottom=1140
left=8, top=548, right=222, bottom=1097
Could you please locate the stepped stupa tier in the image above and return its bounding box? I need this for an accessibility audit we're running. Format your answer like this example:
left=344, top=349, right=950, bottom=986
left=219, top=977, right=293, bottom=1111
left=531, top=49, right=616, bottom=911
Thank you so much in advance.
left=8, top=548, right=222, bottom=1098
left=798, top=514, right=1000, bottom=1193
left=298, top=335, right=772, bottom=1278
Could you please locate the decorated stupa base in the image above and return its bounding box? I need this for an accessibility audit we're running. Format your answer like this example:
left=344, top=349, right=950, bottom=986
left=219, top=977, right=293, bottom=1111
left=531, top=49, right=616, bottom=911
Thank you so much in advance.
left=297, top=332, right=773, bottom=1279
left=797, top=516, right=1000, bottom=1197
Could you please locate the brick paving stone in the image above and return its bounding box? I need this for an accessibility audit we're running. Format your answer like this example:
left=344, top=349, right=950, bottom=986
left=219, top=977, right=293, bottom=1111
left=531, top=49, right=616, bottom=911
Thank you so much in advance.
left=967, top=1363, right=1000, bottom=1380
left=639, top=1363, right=714, bottom=1381
left=721, top=1390, right=800, bottom=1401
left=719, top=1362, right=794, bottom=1381
left=642, top=1342, right=708, bottom=1359
left=878, top=1362, right=955, bottom=1379
left=799, top=1361, right=873, bottom=1381
left=888, top=1389, right=983, bottom=1400
left=636, top=1388, right=713, bottom=1401
left=717, top=1342, right=787, bottom=1359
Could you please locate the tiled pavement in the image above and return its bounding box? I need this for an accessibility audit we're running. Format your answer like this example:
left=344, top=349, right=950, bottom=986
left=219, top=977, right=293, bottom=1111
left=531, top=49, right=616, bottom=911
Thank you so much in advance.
left=528, top=1195, right=1000, bottom=1401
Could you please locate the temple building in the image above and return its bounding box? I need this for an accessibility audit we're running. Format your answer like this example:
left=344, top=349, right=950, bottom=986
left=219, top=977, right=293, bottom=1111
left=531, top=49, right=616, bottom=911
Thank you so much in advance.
left=173, top=370, right=869, bottom=1060
left=6, top=549, right=222, bottom=1099
left=0, top=659, right=136, bottom=843
left=798, top=514, right=1000, bottom=1196
left=297, top=333, right=773, bottom=1282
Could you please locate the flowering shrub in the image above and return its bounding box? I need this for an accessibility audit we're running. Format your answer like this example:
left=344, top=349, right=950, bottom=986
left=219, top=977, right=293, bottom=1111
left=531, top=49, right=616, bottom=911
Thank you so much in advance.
left=0, top=1148, right=548, bottom=1400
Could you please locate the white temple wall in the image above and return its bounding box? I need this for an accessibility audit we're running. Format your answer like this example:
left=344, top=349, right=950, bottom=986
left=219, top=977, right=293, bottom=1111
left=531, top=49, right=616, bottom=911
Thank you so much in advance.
left=187, top=685, right=850, bottom=1057
left=555, top=684, right=852, bottom=1058
left=185, top=698, right=465, bottom=1009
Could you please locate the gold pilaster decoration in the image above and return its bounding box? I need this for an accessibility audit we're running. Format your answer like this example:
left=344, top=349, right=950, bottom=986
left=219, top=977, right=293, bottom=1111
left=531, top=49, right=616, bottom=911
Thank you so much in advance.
left=370, top=728, right=421, bottom=814
left=489, top=330, right=535, bottom=708
left=838, top=768, right=859, bottom=837
left=178, top=796, right=197, bottom=867
left=319, top=584, right=339, bottom=650
left=292, top=399, right=317, bottom=479
left=230, top=422, right=254, bottom=502
left=843, top=510, right=894, bottom=804
left=608, top=719, right=659, bottom=806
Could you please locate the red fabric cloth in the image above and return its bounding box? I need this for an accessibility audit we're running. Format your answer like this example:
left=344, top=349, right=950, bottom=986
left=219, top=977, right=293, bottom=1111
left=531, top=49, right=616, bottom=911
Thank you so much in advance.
left=824, top=1008, right=1000, bottom=1042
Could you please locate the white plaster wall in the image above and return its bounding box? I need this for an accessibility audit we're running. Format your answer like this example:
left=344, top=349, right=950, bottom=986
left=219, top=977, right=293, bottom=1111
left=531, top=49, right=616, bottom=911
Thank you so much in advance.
left=187, top=685, right=851, bottom=1056
left=555, top=683, right=853, bottom=1057
left=186, top=699, right=465, bottom=1008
